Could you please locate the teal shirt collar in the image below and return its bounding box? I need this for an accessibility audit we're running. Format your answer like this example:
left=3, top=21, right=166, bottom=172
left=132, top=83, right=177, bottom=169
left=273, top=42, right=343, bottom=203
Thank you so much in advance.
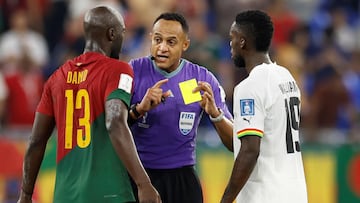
left=151, top=57, right=185, bottom=79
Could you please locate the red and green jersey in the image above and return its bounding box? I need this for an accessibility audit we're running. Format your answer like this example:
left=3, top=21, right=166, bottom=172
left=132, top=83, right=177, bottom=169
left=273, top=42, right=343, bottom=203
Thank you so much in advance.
left=37, top=52, right=135, bottom=203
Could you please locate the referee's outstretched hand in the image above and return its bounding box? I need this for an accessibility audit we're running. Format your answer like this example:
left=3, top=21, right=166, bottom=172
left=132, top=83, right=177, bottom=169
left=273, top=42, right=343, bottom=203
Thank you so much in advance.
left=193, top=81, right=219, bottom=118
left=138, top=79, right=171, bottom=114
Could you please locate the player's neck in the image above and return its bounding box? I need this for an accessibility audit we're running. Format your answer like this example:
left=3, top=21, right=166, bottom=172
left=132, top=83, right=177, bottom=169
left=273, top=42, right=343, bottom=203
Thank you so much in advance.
left=83, top=41, right=107, bottom=56
left=246, top=53, right=271, bottom=72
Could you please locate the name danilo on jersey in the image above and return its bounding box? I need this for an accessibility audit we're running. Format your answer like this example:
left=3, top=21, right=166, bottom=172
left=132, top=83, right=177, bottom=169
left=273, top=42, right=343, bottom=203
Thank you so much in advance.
left=67, top=69, right=88, bottom=84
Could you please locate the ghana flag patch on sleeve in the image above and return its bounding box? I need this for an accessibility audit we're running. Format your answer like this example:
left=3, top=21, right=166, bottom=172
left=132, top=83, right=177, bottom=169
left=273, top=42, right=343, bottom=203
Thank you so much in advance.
left=237, top=128, right=264, bottom=138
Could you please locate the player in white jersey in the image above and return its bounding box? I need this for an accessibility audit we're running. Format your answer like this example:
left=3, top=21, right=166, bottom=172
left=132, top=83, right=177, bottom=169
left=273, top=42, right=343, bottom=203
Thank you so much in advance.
left=220, top=10, right=308, bottom=203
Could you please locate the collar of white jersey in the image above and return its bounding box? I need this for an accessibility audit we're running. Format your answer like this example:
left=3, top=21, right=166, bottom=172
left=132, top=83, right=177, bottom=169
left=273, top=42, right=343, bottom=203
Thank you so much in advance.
left=250, top=61, right=276, bottom=72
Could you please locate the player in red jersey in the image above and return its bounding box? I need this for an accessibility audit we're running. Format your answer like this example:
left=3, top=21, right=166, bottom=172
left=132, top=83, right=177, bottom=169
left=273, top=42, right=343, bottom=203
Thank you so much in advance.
left=17, top=6, right=161, bottom=203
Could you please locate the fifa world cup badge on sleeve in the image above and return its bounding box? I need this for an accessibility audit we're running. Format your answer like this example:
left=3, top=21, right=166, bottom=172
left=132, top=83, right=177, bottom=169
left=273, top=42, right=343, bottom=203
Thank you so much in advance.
left=118, top=73, right=133, bottom=93
left=240, top=99, right=255, bottom=116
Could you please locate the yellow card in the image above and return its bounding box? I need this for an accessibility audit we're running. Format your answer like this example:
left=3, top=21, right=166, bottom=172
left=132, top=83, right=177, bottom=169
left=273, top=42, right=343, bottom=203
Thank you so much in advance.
left=178, top=78, right=202, bottom=105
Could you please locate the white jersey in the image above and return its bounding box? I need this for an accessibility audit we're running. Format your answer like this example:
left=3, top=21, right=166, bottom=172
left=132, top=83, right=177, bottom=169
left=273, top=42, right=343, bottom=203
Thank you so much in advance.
left=233, top=63, right=308, bottom=203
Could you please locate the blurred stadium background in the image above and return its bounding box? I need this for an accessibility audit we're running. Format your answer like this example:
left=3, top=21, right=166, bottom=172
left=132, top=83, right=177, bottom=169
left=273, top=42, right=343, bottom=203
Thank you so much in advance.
left=0, top=0, right=360, bottom=202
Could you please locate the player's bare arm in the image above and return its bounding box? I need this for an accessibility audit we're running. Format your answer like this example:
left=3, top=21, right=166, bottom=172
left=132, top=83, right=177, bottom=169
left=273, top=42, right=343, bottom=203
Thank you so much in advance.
left=18, top=113, right=55, bottom=203
left=221, top=136, right=260, bottom=203
left=106, top=99, right=161, bottom=203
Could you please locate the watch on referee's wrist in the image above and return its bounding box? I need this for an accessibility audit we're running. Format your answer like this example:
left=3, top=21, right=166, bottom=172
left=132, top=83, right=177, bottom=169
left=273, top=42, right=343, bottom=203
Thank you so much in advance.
left=209, top=108, right=224, bottom=123
left=130, top=103, right=142, bottom=119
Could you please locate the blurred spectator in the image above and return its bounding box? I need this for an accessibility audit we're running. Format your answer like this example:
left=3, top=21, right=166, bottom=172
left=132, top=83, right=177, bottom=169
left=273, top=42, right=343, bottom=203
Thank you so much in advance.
left=43, top=10, right=85, bottom=78
left=0, top=9, right=46, bottom=135
left=43, top=0, right=69, bottom=53
left=302, top=45, right=355, bottom=144
left=266, top=0, right=301, bottom=48
left=68, top=0, right=125, bottom=20
left=3, top=63, right=44, bottom=132
left=126, top=0, right=175, bottom=30
left=44, top=0, right=126, bottom=78
left=120, top=16, right=151, bottom=62
left=213, top=0, right=269, bottom=39
left=183, top=17, right=223, bottom=75
left=273, top=41, right=304, bottom=89
left=273, top=37, right=309, bottom=119
left=175, top=0, right=208, bottom=19
left=298, top=12, right=359, bottom=145
left=330, top=7, right=359, bottom=54
left=287, top=0, right=320, bottom=22
left=273, top=23, right=318, bottom=123
left=343, top=50, right=360, bottom=142
left=0, top=0, right=49, bottom=33
left=0, top=9, right=49, bottom=72
left=120, top=0, right=175, bottom=61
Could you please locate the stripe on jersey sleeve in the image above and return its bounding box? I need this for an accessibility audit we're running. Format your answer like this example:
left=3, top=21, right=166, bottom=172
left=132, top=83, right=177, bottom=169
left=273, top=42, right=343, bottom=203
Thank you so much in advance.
left=107, top=89, right=131, bottom=107
left=237, top=128, right=264, bottom=138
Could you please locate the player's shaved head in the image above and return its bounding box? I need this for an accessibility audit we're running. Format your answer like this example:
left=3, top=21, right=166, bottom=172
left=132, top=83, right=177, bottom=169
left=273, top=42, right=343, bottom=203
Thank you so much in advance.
left=84, top=6, right=125, bottom=36
left=83, top=6, right=125, bottom=59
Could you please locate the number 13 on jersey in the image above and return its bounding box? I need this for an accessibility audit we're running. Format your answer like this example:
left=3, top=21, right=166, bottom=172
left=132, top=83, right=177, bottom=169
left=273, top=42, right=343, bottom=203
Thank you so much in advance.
left=64, top=89, right=91, bottom=149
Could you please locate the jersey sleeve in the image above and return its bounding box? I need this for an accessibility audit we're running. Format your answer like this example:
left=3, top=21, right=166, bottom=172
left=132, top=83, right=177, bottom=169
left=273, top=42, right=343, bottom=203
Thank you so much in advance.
left=36, top=79, right=54, bottom=116
left=105, top=61, right=134, bottom=107
left=234, top=77, right=265, bottom=139
left=128, top=59, right=135, bottom=69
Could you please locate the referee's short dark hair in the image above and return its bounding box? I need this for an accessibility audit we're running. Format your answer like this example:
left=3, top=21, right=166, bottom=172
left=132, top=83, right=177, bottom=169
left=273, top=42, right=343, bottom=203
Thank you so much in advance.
left=235, top=10, right=274, bottom=52
left=153, top=12, right=189, bottom=34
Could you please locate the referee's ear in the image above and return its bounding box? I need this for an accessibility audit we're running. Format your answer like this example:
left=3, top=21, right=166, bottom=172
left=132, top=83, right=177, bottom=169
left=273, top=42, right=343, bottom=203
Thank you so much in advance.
left=182, top=38, right=190, bottom=51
